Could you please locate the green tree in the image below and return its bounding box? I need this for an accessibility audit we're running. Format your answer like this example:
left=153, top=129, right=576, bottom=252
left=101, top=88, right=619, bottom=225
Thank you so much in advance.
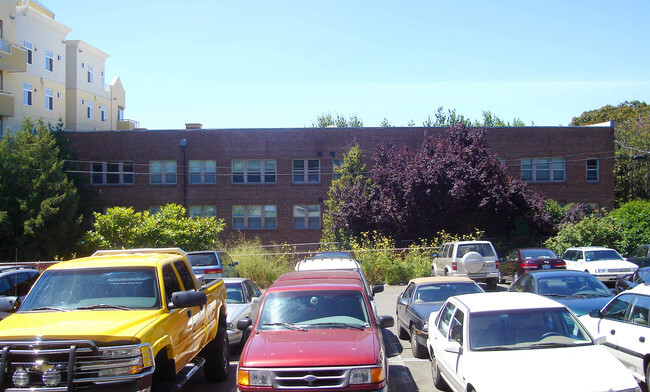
left=609, top=200, right=650, bottom=253
left=312, top=113, right=364, bottom=128
left=321, top=144, right=374, bottom=247
left=423, top=106, right=471, bottom=127
left=0, top=118, right=82, bottom=261
left=544, top=215, right=625, bottom=255
left=571, top=100, right=650, bottom=202
left=83, top=204, right=225, bottom=252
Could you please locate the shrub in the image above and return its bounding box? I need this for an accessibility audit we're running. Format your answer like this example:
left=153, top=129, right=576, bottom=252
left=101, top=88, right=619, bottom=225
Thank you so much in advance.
left=225, top=238, right=294, bottom=288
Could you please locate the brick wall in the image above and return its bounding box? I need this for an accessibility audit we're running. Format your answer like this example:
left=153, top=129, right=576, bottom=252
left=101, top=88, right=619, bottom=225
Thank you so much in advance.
left=64, top=125, right=615, bottom=246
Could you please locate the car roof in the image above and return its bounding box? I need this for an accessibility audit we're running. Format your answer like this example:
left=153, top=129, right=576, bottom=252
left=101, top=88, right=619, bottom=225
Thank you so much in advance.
left=295, top=258, right=361, bottom=270
left=526, top=269, right=593, bottom=277
left=452, top=292, right=565, bottom=312
left=50, top=248, right=187, bottom=269
left=444, top=241, right=493, bottom=245
left=222, top=277, right=250, bottom=284
left=0, top=265, right=38, bottom=273
left=629, top=284, right=650, bottom=295
left=270, top=270, right=365, bottom=291
left=566, top=247, right=617, bottom=251
left=408, top=276, right=475, bottom=285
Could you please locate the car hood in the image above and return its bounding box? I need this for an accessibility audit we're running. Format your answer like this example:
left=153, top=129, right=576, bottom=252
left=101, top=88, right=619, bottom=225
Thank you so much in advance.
left=0, top=310, right=160, bottom=343
left=411, top=302, right=444, bottom=319
left=550, top=295, right=614, bottom=317
left=585, top=260, right=638, bottom=269
left=226, top=303, right=250, bottom=323
left=463, top=345, right=637, bottom=391
left=240, top=328, right=379, bottom=368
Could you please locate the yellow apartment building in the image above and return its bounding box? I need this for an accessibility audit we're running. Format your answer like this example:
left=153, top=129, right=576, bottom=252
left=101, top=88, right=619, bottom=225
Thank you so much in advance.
left=0, top=0, right=134, bottom=135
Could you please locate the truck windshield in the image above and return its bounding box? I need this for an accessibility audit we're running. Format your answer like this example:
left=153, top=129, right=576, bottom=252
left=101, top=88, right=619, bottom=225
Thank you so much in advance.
left=258, top=290, right=370, bottom=330
left=20, top=268, right=160, bottom=311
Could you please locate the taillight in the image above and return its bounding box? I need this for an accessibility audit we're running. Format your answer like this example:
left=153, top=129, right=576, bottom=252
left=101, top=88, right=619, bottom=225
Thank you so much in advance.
left=204, top=268, right=222, bottom=274
left=452, top=261, right=457, bottom=271
left=495, top=260, right=499, bottom=269
left=522, top=262, right=537, bottom=269
left=556, top=261, right=566, bottom=268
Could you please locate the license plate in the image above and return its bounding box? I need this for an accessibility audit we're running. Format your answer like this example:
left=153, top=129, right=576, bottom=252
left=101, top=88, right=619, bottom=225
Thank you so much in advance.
left=542, top=264, right=550, bottom=270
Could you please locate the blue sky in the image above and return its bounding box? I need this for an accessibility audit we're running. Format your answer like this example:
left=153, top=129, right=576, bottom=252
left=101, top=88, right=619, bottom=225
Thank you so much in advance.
left=44, top=0, right=650, bottom=129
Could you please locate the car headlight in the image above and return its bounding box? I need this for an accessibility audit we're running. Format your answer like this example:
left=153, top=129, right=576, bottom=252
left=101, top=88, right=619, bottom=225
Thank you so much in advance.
left=423, top=322, right=429, bottom=333
left=82, top=345, right=153, bottom=377
left=238, top=369, right=271, bottom=386
left=350, top=367, right=384, bottom=384
left=595, top=269, right=606, bottom=273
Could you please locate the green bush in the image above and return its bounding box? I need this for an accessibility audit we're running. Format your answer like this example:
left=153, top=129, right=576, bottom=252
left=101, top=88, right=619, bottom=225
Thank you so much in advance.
left=225, top=238, right=294, bottom=288
left=544, top=215, right=626, bottom=255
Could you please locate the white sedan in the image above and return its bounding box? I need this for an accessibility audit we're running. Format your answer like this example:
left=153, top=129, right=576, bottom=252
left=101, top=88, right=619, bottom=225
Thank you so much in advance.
left=427, top=292, right=640, bottom=392
left=580, top=284, right=650, bottom=385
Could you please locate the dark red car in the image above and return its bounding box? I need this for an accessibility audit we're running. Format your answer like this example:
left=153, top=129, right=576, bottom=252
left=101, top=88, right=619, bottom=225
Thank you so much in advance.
left=498, top=248, right=566, bottom=283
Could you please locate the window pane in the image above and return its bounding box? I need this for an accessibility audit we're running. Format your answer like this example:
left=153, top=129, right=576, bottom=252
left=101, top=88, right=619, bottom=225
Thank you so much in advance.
left=264, top=205, right=276, bottom=217
left=247, top=160, right=261, bottom=171
left=248, top=218, right=262, bottom=229
left=232, top=206, right=245, bottom=217
left=293, top=160, right=304, bottom=170
left=123, top=161, right=134, bottom=184
left=248, top=206, right=262, bottom=217
left=190, top=174, right=202, bottom=184
left=106, top=162, right=120, bottom=184
left=233, top=218, right=245, bottom=230
left=294, top=205, right=306, bottom=217
left=92, top=162, right=103, bottom=184
left=308, top=159, right=319, bottom=170
left=204, top=206, right=216, bottom=217
left=265, top=160, right=276, bottom=171
left=189, top=161, right=201, bottom=172
left=150, top=161, right=162, bottom=173
left=189, top=206, right=202, bottom=217
left=264, top=218, right=277, bottom=229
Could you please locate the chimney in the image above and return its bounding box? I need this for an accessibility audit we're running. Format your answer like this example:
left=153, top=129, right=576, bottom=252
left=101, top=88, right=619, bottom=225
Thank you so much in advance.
left=185, top=123, right=203, bottom=130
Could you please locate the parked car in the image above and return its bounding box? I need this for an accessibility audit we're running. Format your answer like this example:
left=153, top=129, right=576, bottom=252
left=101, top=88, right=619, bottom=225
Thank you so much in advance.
left=427, top=292, right=640, bottom=392
left=498, top=248, right=566, bottom=283
left=311, top=251, right=355, bottom=260
left=395, top=276, right=484, bottom=358
left=236, top=270, right=394, bottom=392
left=187, top=250, right=239, bottom=281
left=562, top=246, right=638, bottom=284
left=627, top=244, right=650, bottom=268
left=616, top=267, right=650, bottom=293
left=431, top=241, right=499, bottom=290
left=223, top=277, right=262, bottom=351
left=0, top=265, right=40, bottom=319
left=580, top=283, right=650, bottom=386
left=508, top=269, right=614, bottom=316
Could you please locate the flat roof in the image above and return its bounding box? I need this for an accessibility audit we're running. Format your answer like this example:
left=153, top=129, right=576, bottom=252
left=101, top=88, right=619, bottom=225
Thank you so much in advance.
left=454, top=292, right=565, bottom=313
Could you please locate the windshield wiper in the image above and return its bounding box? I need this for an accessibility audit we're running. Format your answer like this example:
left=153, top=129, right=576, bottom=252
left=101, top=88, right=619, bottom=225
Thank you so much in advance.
left=309, top=322, right=366, bottom=330
left=77, top=304, right=129, bottom=310
left=542, top=293, right=566, bottom=298
left=27, top=307, right=69, bottom=312
left=263, top=322, right=307, bottom=331
left=530, top=342, right=576, bottom=348
left=473, top=346, right=520, bottom=351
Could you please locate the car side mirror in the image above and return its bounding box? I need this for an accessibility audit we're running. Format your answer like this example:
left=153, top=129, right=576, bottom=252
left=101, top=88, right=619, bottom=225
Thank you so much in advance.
left=0, top=296, right=20, bottom=313
left=372, top=285, right=384, bottom=295
left=378, top=315, right=394, bottom=329
left=251, top=296, right=260, bottom=303
left=444, top=341, right=461, bottom=354
left=232, top=261, right=239, bottom=266
left=432, top=252, right=438, bottom=258
left=169, top=290, right=207, bottom=309
left=589, top=309, right=602, bottom=318
left=237, top=318, right=253, bottom=330
left=398, top=297, right=408, bottom=306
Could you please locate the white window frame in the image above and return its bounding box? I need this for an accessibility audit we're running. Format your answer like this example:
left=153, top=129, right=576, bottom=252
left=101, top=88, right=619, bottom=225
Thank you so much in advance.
left=91, top=161, right=134, bottom=185
left=23, top=82, right=32, bottom=106
left=189, top=160, right=216, bottom=184
left=232, top=205, right=277, bottom=230
left=292, top=159, right=320, bottom=184
left=86, top=100, right=93, bottom=119
left=521, top=158, right=565, bottom=183
left=586, top=158, right=600, bottom=183
left=24, top=41, right=32, bottom=65
left=45, top=49, right=54, bottom=72
left=100, top=105, right=107, bottom=122
left=189, top=205, right=216, bottom=218
left=44, top=88, right=53, bottom=111
left=150, top=160, right=177, bottom=185
left=293, top=205, right=321, bottom=229
left=87, top=65, right=94, bottom=84
left=231, top=159, right=276, bottom=184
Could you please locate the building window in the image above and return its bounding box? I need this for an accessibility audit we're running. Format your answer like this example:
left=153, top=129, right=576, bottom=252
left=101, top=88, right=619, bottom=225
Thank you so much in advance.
left=44, top=88, right=53, bottom=111
left=117, top=108, right=124, bottom=121
left=87, top=65, right=94, bottom=83
left=189, top=205, right=216, bottom=218
left=293, top=159, right=320, bottom=183
left=332, top=158, right=343, bottom=180
left=231, top=159, right=276, bottom=184
left=23, top=82, right=32, bottom=106
left=100, top=105, right=107, bottom=122
left=149, top=206, right=162, bottom=215
left=521, top=158, right=565, bottom=182
left=24, top=41, right=32, bottom=64
left=150, top=160, right=177, bottom=184
left=45, top=50, right=54, bottom=72
left=293, top=205, right=321, bottom=229
left=189, top=160, right=216, bottom=184
left=91, top=161, right=134, bottom=185
left=232, top=205, right=276, bottom=230
left=586, top=159, right=600, bottom=182
left=86, top=100, right=93, bottom=119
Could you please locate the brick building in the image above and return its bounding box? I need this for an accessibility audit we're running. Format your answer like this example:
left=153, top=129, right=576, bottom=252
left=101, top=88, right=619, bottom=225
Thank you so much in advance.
left=64, top=125, right=615, bottom=245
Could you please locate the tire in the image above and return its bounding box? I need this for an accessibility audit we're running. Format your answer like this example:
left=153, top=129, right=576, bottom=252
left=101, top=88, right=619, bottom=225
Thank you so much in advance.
left=202, top=325, right=230, bottom=382
left=151, top=354, right=179, bottom=392
left=410, top=325, right=427, bottom=358
left=498, top=269, right=504, bottom=284
left=431, top=354, right=448, bottom=391
left=486, top=278, right=497, bottom=291
left=645, top=361, right=650, bottom=388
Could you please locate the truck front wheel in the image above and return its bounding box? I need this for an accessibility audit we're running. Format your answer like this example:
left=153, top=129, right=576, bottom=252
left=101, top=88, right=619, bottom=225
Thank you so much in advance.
left=202, top=325, right=230, bottom=382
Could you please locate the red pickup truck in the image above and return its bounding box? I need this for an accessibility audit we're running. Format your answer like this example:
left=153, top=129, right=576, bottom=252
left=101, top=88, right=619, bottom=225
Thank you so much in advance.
left=236, top=270, right=393, bottom=392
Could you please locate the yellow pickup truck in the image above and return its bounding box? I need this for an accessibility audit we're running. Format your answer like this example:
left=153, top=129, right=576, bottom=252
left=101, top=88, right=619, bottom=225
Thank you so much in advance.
left=0, top=248, right=229, bottom=392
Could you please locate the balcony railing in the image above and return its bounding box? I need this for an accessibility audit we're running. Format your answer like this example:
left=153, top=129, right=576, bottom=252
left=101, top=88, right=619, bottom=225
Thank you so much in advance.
left=0, top=40, right=26, bottom=72
left=0, top=90, right=15, bottom=117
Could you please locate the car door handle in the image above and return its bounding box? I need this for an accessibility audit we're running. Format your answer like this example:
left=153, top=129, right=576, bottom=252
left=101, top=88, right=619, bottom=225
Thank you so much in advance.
left=640, top=336, right=645, bottom=343
left=610, top=329, right=616, bottom=335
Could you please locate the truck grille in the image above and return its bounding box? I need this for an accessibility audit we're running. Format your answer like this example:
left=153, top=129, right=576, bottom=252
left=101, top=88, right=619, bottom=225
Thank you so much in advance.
left=272, top=368, right=348, bottom=389
left=0, top=340, right=153, bottom=390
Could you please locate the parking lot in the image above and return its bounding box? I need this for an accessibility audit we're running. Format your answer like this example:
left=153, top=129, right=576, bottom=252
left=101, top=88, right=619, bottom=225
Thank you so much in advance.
left=184, top=283, right=506, bottom=392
